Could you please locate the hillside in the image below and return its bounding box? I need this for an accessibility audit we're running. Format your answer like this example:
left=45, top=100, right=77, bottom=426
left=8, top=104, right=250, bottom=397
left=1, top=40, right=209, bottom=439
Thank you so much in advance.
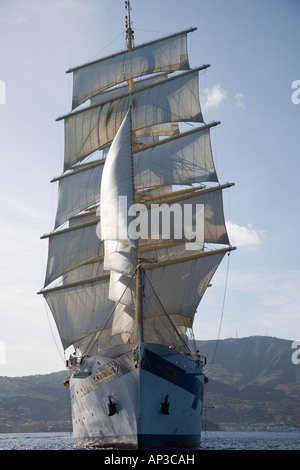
left=0, top=371, right=71, bottom=432
left=0, top=336, right=299, bottom=432
left=197, top=336, right=300, bottom=430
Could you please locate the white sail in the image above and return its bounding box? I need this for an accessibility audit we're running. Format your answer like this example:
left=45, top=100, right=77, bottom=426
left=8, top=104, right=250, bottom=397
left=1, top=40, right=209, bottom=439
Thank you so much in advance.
left=53, top=124, right=217, bottom=229
left=53, top=162, right=104, bottom=229
left=108, top=272, right=136, bottom=307
left=38, top=16, right=237, bottom=451
left=63, top=261, right=104, bottom=284
left=90, top=73, right=169, bottom=107
left=137, top=186, right=230, bottom=248
left=141, top=251, right=226, bottom=344
left=144, top=251, right=225, bottom=321
left=44, top=184, right=228, bottom=290
left=43, top=248, right=225, bottom=351
left=135, top=122, right=179, bottom=138
left=60, top=69, right=204, bottom=170
left=111, top=303, right=135, bottom=336
left=44, top=277, right=111, bottom=349
left=43, top=219, right=102, bottom=287
left=100, top=109, right=137, bottom=276
left=69, top=29, right=194, bottom=109
left=134, top=124, right=218, bottom=189
left=40, top=25, right=234, bottom=357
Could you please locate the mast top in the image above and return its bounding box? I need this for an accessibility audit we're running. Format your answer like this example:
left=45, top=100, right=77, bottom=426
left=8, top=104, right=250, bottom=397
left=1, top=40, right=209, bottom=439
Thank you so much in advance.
left=125, top=0, right=134, bottom=50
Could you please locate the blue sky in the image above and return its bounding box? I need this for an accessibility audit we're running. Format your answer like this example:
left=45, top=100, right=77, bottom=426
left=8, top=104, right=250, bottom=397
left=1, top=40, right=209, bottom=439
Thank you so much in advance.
left=0, top=0, right=299, bottom=376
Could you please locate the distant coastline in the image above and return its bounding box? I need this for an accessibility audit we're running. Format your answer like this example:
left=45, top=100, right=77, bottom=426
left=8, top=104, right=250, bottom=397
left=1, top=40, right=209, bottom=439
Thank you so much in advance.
left=0, top=336, right=299, bottom=433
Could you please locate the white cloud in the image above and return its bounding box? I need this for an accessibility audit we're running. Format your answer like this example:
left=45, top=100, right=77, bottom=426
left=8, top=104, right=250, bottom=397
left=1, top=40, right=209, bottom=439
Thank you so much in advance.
left=226, top=221, right=265, bottom=248
left=201, top=85, right=245, bottom=111
left=234, top=92, right=245, bottom=109
left=202, top=84, right=228, bottom=109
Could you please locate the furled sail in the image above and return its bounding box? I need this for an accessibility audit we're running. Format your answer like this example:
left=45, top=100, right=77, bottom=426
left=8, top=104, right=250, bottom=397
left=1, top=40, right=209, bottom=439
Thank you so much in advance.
left=39, top=26, right=235, bottom=354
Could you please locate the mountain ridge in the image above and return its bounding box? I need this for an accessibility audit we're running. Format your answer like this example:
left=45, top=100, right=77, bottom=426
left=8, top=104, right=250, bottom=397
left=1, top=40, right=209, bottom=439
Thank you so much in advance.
left=197, top=336, right=300, bottom=430
left=0, top=336, right=299, bottom=432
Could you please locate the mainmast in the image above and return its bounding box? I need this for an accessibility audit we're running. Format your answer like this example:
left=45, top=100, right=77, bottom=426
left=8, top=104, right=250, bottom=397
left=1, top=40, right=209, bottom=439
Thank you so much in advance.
left=125, top=0, right=134, bottom=50
left=125, top=0, right=135, bottom=96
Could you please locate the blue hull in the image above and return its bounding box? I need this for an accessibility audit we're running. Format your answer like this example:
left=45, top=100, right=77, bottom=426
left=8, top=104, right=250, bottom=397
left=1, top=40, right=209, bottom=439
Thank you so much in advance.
left=70, top=344, right=204, bottom=449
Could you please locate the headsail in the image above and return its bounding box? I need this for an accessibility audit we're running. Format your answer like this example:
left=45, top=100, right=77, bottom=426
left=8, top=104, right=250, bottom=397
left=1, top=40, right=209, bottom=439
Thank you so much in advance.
left=100, top=108, right=136, bottom=275
left=100, top=108, right=137, bottom=308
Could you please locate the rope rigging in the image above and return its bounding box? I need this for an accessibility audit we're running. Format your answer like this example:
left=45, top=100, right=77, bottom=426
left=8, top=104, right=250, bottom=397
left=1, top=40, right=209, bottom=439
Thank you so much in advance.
left=205, top=251, right=231, bottom=374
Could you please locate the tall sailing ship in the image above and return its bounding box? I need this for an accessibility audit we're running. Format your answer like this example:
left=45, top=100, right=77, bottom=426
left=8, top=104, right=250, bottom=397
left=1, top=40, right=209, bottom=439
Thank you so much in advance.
left=39, top=2, right=235, bottom=449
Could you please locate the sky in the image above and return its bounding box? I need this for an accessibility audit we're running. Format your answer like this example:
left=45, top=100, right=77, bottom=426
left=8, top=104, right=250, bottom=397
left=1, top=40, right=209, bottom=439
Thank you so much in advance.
left=0, top=0, right=299, bottom=377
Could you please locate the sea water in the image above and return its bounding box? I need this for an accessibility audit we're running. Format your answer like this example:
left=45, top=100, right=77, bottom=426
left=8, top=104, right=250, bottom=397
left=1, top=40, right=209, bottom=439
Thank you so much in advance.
left=0, top=431, right=299, bottom=450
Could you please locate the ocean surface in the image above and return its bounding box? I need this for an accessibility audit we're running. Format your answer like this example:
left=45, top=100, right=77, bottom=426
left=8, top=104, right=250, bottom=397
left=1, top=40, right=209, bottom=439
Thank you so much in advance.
left=0, top=431, right=299, bottom=451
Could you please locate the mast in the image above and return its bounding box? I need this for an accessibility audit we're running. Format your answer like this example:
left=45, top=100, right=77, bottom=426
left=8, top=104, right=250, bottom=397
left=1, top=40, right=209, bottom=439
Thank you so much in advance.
left=134, top=263, right=144, bottom=345
left=125, top=1, right=135, bottom=100
left=126, top=0, right=142, bottom=349
left=39, top=14, right=234, bottom=354
left=125, top=0, right=134, bottom=50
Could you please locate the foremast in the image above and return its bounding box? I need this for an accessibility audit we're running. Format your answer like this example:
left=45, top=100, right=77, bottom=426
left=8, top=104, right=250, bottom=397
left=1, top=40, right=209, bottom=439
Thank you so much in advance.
left=125, top=6, right=144, bottom=441
left=125, top=0, right=144, bottom=355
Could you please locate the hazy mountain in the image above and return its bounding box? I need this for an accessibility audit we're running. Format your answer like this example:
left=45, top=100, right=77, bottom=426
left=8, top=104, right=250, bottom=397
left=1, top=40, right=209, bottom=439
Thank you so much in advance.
left=0, top=336, right=299, bottom=432
left=197, top=336, right=300, bottom=430
left=0, top=371, right=71, bottom=432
